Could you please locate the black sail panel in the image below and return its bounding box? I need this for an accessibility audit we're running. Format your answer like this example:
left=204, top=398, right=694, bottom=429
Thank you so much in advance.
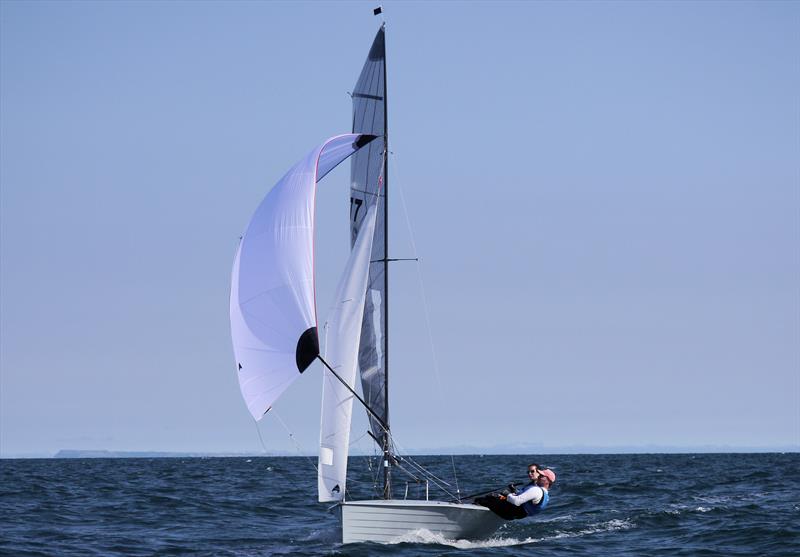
left=350, top=27, right=387, bottom=444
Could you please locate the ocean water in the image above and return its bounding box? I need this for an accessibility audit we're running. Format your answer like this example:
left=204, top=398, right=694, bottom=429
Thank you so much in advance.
left=1, top=453, right=798, bottom=556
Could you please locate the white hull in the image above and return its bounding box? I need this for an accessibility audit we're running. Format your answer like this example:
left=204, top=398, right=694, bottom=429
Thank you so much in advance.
left=340, top=499, right=504, bottom=544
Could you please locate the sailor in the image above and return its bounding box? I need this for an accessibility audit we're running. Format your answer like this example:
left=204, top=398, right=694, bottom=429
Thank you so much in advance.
left=474, top=464, right=555, bottom=520
left=526, top=462, right=542, bottom=482
left=505, top=467, right=554, bottom=513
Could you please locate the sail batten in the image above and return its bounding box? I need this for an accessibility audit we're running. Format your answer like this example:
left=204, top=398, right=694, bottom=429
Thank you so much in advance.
left=230, top=134, right=376, bottom=420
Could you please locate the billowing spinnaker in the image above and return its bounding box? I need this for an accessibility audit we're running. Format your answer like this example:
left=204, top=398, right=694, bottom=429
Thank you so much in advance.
left=230, top=134, right=376, bottom=420
left=318, top=202, right=378, bottom=502
left=351, top=25, right=389, bottom=446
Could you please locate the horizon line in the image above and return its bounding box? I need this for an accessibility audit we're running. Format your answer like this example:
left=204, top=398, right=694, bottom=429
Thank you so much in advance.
left=3, top=445, right=798, bottom=459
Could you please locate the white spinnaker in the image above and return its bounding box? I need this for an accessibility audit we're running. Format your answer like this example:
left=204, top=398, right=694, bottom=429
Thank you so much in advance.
left=230, top=134, right=374, bottom=421
left=318, top=202, right=378, bottom=502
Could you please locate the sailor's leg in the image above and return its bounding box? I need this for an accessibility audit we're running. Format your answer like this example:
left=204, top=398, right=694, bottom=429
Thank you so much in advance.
left=474, top=495, right=526, bottom=520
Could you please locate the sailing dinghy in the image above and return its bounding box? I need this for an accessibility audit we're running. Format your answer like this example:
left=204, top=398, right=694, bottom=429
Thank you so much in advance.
left=230, top=24, right=503, bottom=544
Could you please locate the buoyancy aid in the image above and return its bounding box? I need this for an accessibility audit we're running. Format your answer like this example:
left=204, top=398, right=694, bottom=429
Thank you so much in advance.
left=517, top=483, right=550, bottom=515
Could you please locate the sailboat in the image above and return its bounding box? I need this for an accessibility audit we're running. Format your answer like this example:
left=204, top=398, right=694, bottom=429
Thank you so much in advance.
left=230, top=24, right=504, bottom=544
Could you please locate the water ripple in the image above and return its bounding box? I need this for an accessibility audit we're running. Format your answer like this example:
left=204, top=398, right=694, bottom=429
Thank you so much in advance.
left=1, top=453, right=798, bottom=556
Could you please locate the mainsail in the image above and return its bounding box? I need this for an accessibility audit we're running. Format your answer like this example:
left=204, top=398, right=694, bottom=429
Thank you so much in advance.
left=230, top=133, right=375, bottom=420
left=350, top=26, right=388, bottom=448
left=318, top=202, right=378, bottom=502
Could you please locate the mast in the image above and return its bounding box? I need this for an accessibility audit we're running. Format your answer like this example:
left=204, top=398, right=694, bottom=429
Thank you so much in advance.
left=350, top=22, right=392, bottom=500
left=381, top=22, right=391, bottom=500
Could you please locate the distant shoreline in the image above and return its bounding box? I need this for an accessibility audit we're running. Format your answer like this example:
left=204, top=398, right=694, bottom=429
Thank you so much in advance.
left=1, top=446, right=797, bottom=459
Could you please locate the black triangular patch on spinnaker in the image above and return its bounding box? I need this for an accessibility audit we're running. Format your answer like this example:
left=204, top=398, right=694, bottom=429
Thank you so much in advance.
left=295, top=327, right=319, bottom=373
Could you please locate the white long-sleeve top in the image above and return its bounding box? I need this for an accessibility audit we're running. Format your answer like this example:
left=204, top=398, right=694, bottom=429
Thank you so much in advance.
left=506, top=484, right=546, bottom=507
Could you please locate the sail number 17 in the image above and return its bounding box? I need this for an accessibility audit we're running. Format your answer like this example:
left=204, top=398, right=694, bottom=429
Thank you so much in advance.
left=350, top=197, right=363, bottom=222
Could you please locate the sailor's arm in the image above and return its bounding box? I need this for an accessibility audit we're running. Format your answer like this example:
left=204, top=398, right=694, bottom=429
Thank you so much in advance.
left=506, top=486, right=543, bottom=506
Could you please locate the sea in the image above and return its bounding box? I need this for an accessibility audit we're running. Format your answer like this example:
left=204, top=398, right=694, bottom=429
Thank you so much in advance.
left=1, top=453, right=798, bottom=556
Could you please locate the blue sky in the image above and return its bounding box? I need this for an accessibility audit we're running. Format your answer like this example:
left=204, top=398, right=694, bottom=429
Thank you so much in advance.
left=1, top=1, right=798, bottom=456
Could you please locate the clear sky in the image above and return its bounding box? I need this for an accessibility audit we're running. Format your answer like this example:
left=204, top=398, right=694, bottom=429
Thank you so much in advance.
left=1, top=1, right=798, bottom=457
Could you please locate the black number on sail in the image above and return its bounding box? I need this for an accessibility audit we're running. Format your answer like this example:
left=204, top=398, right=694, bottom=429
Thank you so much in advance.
left=350, top=197, right=363, bottom=222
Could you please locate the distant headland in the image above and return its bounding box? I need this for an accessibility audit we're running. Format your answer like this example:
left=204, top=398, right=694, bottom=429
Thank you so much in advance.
left=36, top=444, right=800, bottom=459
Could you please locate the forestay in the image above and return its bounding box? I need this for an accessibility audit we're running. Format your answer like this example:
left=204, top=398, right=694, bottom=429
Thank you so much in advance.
left=318, top=202, right=379, bottom=502
left=230, top=134, right=375, bottom=420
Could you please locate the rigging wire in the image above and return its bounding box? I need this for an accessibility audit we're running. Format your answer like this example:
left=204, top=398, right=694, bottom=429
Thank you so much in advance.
left=387, top=437, right=458, bottom=499
left=336, top=148, right=464, bottom=501
left=348, top=429, right=370, bottom=447
left=348, top=394, right=458, bottom=499
left=390, top=150, right=463, bottom=501
left=342, top=432, right=370, bottom=501
left=327, top=147, right=462, bottom=501
left=349, top=398, right=458, bottom=499
left=253, top=418, right=269, bottom=455
left=271, top=409, right=319, bottom=474
left=369, top=439, right=381, bottom=497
